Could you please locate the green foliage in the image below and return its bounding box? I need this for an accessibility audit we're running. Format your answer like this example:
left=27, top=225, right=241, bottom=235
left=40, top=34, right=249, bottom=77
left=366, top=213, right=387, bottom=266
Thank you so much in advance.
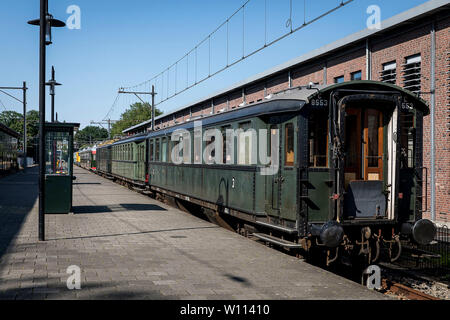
left=0, top=110, right=40, bottom=150
left=0, top=110, right=23, bottom=133
left=75, top=125, right=109, bottom=147
left=110, top=102, right=162, bottom=137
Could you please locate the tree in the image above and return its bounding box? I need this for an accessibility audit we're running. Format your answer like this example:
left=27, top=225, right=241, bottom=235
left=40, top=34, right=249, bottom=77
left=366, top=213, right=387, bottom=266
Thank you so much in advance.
left=75, top=126, right=108, bottom=148
left=0, top=110, right=39, bottom=155
left=110, top=102, right=163, bottom=137
left=0, top=110, right=23, bottom=133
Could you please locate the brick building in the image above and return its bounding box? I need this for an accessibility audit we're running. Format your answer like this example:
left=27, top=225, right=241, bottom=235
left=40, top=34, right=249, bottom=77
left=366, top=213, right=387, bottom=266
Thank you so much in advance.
left=124, top=0, right=450, bottom=223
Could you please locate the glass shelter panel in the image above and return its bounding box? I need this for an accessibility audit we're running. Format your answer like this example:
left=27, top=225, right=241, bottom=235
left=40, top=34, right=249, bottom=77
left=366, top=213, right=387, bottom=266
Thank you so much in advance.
left=45, top=131, right=71, bottom=175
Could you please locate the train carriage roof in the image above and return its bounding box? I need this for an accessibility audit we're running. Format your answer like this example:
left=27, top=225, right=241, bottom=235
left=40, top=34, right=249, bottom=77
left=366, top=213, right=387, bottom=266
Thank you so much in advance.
left=107, top=133, right=148, bottom=147
left=0, top=123, right=20, bottom=138
left=108, top=80, right=430, bottom=144
left=143, top=81, right=429, bottom=138
left=144, top=90, right=310, bottom=138
left=308, top=80, right=430, bottom=115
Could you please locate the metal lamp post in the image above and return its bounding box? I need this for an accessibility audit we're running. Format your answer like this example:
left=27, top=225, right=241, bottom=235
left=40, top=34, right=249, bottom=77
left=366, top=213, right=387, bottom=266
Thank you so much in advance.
left=28, top=0, right=65, bottom=241
left=46, top=66, right=62, bottom=123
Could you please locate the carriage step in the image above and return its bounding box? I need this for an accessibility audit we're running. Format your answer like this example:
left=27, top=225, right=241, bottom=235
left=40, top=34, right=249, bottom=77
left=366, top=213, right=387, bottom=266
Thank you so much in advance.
left=252, top=233, right=302, bottom=249
left=254, top=221, right=298, bottom=234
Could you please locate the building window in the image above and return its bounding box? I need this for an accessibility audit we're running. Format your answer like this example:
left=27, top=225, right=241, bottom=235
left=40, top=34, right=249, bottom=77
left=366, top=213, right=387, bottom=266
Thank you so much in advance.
left=380, top=61, right=397, bottom=84
left=285, top=123, right=294, bottom=166
left=351, top=71, right=362, bottom=81
left=334, top=76, right=344, bottom=84
left=402, top=54, right=421, bottom=94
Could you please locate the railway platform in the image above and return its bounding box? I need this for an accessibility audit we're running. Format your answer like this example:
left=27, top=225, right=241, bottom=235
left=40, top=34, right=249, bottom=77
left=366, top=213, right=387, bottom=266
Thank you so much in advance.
left=0, top=166, right=388, bottom=299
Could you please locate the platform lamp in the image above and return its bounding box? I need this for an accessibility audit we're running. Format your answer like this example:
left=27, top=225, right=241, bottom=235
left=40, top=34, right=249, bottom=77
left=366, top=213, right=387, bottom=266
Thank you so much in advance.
left=46, top=66, right=62, bottom=123
left=28, top=0, right=66, bottom=241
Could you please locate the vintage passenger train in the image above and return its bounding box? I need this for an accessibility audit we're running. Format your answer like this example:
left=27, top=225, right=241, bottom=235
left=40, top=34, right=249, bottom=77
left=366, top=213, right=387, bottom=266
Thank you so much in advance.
left=78, top=81, right=437, bottom=265
left=0, top=123, right=19, bottom=175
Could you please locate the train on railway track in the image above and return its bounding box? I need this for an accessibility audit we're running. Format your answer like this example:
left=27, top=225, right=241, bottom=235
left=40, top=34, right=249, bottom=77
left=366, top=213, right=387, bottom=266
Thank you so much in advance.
left=77, top=80, right=437, bottom=266
left=0, top=123, right=19, bottom=175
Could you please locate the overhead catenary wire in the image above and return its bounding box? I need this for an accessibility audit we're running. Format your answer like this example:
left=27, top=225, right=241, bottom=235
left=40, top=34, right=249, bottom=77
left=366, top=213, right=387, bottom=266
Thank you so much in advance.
left=0, top=98, right=8, bottom=111
left=117, top=0, right=354, bottom=114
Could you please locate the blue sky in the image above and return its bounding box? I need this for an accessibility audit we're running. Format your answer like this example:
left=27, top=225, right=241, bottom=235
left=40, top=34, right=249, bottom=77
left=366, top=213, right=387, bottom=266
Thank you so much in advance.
left=0, top=0, right=430, bottom=129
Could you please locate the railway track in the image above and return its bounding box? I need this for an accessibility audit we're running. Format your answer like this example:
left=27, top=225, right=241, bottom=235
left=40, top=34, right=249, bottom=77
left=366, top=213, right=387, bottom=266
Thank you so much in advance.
left=381, top=279, right=440, bottom=300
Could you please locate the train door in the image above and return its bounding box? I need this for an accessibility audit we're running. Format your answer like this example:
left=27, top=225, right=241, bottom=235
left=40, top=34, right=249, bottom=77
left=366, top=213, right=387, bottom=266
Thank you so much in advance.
left=343, top=107, right=386, bottom=219
left=265, top=116, right=297, bottom=222
left=279, top=119, right=298, bottom=221
left=266, top=124, right=280, bottom=217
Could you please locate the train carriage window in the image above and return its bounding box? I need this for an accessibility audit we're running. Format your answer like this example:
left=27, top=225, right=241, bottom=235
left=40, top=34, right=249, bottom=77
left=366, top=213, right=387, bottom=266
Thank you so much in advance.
left=205, top=135, right=216, bottom=163
left=285, top=123, right=294, bottom=167
left=308, top=111, right=328, bottom=167
left=400, top=112, right=415, bottom=168
left=222, top=125, right=232, bottom=164
left=172, top=138, right=180, bottom=163
left=161, top=137, right=168, bottom=162
left=367, top=112, right=380, bottom=168
left=182, top=133, right=191, bottom=164
left=194, top=128, right=202, bottom=164
left=238, top=121, right=254, bottom=165
left=155, top=139, right=160, bottom=161
left=149, top=140, right=154, bottom=162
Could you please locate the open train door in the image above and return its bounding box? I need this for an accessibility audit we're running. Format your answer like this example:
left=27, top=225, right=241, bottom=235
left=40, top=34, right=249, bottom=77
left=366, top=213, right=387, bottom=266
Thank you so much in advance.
left=307, top=81, right=429, bottom=223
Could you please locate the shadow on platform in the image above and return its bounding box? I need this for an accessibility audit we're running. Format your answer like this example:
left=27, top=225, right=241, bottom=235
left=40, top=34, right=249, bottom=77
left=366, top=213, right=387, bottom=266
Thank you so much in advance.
left=47, top=225, right=219, bottom=241
left=72, top=203, right=167, bottom=214
left=0, top=167, right=39, bottom=261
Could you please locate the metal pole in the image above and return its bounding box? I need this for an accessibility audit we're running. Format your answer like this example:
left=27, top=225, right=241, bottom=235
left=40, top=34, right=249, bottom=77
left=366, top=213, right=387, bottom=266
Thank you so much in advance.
left=108, top=119, right=111, bottom=139
left=23, top=81, right=27, bottom=169
left=152, top=85, right=155, bottom=131
left=430, top=21, right=436, bottom=221
left=51, top=94, right=54, bottom=122
left=38, top=0, right=47, bottom=241
left=50, top=66, right=55, bottom=122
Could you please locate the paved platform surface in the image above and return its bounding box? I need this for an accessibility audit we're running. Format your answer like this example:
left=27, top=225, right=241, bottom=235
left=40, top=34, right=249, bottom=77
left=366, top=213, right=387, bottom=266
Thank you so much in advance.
left=0, top=166, right=388, bottom=299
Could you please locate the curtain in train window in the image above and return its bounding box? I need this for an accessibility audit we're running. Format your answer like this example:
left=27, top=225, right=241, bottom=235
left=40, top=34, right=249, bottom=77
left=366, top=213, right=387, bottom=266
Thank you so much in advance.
left=285, top=123, right=294, bottom=166
left=308, top=111, right=328, bottom=167
left=238, top=121, right=253, bottom=165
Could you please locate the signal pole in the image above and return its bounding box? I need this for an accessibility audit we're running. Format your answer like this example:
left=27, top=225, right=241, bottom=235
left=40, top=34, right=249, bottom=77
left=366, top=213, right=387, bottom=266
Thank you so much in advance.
left=118, top=86, right=157, bottom=131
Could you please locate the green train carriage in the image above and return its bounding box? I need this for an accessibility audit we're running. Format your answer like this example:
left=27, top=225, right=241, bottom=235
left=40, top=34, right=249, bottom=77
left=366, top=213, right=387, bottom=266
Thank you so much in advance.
left=96, top=81, right=436, bottom=264
left=105, top=134, right=147, bottom=185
